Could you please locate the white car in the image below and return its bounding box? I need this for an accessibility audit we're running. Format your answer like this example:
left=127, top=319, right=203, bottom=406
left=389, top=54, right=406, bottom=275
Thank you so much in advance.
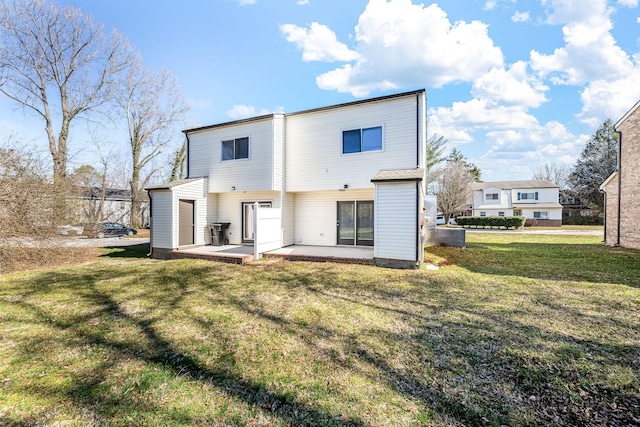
left=436, top=215, right=456, bottom=225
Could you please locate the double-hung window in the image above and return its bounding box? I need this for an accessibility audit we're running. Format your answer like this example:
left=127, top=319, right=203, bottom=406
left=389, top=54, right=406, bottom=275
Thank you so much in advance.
left=222, top=137, right=249, bottom=161
left=486, top=193, right=499, bottom=200
left=518, top=192, right=538, bottom=200
left=342, top=126, right=382, bottom=154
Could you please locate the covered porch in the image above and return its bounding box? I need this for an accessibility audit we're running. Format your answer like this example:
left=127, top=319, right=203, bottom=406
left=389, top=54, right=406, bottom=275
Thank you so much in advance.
left=169, top=244, right=375, bottom=265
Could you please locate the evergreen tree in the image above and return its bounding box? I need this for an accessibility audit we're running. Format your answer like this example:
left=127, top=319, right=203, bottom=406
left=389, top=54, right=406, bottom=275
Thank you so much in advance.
left=568, top=119, right=618, bottom=210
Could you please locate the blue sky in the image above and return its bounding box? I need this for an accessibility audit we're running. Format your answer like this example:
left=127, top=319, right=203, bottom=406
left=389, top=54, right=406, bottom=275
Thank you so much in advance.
left=2, top=0, right=640, bottom=182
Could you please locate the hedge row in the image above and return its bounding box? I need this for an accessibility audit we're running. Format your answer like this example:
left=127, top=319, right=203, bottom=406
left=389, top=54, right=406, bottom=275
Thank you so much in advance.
left=456, top=216, right=526, bottom=229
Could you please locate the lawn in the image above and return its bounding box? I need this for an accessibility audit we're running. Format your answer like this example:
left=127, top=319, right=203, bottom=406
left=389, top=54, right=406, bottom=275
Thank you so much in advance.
left=0, top=233, right=638, bottom=426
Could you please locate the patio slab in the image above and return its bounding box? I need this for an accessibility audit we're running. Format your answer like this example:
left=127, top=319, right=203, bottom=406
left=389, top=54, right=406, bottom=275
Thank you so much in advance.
left=169, top=244, right=375, bottom=265
left=263, top=245, right=374, bottom=265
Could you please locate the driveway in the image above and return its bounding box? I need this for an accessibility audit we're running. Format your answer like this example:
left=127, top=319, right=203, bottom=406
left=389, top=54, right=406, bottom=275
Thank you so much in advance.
left=463, top=228, right=603, bottom=236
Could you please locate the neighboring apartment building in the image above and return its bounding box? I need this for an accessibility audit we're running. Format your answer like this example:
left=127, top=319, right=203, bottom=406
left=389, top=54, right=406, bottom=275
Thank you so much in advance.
left=75, top=188, right=150, bottom=228
left=147, top=90, right=427, bottom=268
left=471, top=180, right=563, bottom=226
left=600, top=99, right=640, bottom=250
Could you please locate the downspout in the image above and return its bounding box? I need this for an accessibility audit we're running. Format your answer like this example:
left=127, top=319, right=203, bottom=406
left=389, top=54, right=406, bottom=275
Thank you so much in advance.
left=184, top=132, right=191, bottom=179
left=415, top=92, right=421, bottom=265
left=615, top=130, right=622, bottom=246
left=416, top=91, right=420, bottom=168
left=416, top=181, right=420, bottom=266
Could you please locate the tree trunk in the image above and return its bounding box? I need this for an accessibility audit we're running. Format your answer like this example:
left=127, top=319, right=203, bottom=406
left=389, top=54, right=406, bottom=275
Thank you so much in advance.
left=130, top=163, right=141, bottom=229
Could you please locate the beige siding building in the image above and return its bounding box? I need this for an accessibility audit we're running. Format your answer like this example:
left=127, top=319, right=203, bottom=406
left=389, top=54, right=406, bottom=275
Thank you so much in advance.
left=600, top=100, right=640, bottom=250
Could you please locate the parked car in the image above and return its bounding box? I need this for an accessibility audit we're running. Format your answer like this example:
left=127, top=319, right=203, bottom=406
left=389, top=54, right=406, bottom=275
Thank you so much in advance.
left=436, top=214, right=457, bottom=225
left=84, top=222, right=137, bottom=238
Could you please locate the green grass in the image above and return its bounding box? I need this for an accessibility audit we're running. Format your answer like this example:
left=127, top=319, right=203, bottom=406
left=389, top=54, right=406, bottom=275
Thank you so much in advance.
left=1, top=233, right=639, bottom=426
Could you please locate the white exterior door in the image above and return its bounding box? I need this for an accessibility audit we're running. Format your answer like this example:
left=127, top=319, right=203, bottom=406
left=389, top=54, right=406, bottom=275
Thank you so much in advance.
left=242, top=201, right=272, bottom=243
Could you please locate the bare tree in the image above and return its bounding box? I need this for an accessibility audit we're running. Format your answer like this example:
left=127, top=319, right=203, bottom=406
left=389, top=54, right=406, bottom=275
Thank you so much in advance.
left=434, top=161, right=475, bottom=223
left=115, top=56, right=189, bottom=228
left=532, top=162, right=569, bottom=190
left=425, top=133, right=447, bottom=194
left=0, top=0, right=130, bottom=221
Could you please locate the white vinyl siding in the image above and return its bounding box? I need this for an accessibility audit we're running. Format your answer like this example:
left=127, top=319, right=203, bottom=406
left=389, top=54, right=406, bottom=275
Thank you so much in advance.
left=520, top=208, right=562, bottom=221
left=512, top=187, right=557, bottom=204
left=216, top=191, right=282, bottom=245
left=150, top=190, right=173, bottom=249
left=286, top=94, right=424, bottom=192
left=294, top=189, right=374, bottom=246
left=273, top=114, right=285, bottom=191
left=374, top=182, right=417, bottom=261
left=187, top=117, right=276, bottom=192
left=150, top=178, right=207, bottom=249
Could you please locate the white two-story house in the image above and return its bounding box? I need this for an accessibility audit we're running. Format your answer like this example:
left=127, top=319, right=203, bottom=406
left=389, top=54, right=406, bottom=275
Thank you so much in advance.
left=471, top=180, right=563, bottom=226
left=147, top=90, right=427, bottom=268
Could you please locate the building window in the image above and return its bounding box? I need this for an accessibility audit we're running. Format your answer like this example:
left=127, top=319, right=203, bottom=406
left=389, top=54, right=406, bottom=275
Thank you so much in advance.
left=518, top=191, right=538, bottom=200
left=486, top=193, right=499, bottom=200
left=480, top=211, right=486, bottom=216
left=222, top=137, right=249, bottom=161
left=498, top=211, right=504, bottom=216
left=343, top=126, right=382, bottom=154
left=534, top=211, right=548, bottom=219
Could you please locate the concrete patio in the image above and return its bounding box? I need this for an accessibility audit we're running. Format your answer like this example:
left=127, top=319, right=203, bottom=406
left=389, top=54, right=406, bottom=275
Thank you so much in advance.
left=170, top=244, right=375, bottom=265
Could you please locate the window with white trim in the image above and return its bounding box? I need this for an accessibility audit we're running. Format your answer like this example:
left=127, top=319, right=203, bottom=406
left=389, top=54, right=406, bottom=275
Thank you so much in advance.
left=342, top=126, right=382, bottom=154
left=222, top=137, right=249, bottom=161
left=486, top=193, right=499, bottom=200
left=498, top=211, right=505, bottom=216
left=533, top=211, right=548, bottom=219
left=518, top=191, right=538, bottom=200
left=480, top=211, right=486, bottom=216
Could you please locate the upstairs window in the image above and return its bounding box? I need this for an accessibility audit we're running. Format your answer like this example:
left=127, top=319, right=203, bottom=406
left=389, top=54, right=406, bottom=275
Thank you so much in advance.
left=518, top=191, right=539, bottom=200
left=342, top=126, right=382, bottom=154
left=222, top=137, right=249, bottom=161
left=486, top=193, right=499, bottom=200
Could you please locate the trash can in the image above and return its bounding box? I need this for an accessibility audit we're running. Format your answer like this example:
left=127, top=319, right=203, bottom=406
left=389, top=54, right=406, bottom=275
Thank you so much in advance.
left=210, top=222, right=230, bottom=246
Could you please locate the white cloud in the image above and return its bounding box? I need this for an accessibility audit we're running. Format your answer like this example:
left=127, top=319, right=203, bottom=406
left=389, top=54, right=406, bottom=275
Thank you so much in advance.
left=532, top=0, right=640, bottom=124
left=310, top=0, right=503, bottom=96
left=280, top=22, right=359, bottom=62
left=226, top=104, right=283, bottom=120
left=483, top=1, right=497, bottom=10
left=578, top=71, right=640, bottom=125
left=472, top=62, right=548, bottom=108
left=618, top=0, right=638, bottom=7
left=235, top=0, right=257, bottom=5
left=296, top=0, right=310, bottom=4
left=511, top=11, right=530, bottom=22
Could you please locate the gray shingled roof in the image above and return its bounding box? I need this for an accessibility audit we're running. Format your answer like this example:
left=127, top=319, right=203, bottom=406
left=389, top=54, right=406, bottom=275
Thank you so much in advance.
left=471, top=179, right=558, bottom=190
left=371, top=168, right=425, bottom=182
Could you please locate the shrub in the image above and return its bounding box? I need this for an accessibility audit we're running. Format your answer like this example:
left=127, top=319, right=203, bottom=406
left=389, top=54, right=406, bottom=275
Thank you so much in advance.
left=456, top=216, right=526, bottom=229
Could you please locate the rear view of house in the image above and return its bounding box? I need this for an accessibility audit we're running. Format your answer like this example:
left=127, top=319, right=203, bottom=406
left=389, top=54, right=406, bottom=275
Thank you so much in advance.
left=600, top=99, right=640, bottom=250
left=147, top=90, right=427, bottom=268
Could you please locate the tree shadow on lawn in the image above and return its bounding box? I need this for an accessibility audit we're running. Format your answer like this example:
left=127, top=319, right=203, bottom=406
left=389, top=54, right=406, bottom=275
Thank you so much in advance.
left=426, top=241, right=640, bottom=287
left=101, top=243, right=150, bottom=259
left=4, top=261, right=639, bottom=426
left=2, top=266, right=370, bottom=427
